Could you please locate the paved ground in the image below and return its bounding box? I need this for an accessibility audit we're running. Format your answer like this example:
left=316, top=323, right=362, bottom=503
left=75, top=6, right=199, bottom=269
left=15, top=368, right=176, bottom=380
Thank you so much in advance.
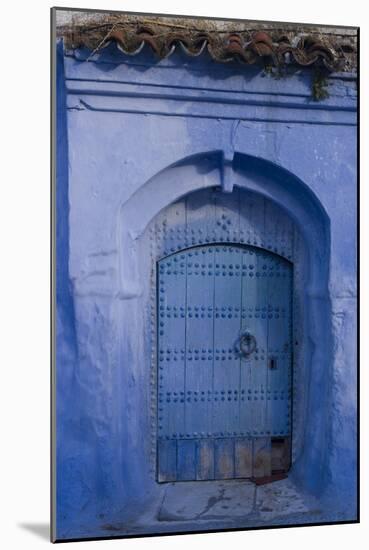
left=58, top=477, right=356, bottom=540
left=158, top=480, right=256, bottom=521
left=99, top=477, right=326, bottom=537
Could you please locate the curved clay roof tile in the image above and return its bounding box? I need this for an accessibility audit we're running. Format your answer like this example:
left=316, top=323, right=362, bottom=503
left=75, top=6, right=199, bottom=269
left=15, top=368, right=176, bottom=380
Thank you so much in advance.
left=58, top=17, right=357, bottom=72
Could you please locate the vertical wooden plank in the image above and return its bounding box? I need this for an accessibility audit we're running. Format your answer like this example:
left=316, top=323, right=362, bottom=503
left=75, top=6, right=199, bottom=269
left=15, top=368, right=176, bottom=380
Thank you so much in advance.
left=239, top=192, right=265, bottom=248
left=264, top=200, right=292, bottom=438
left=271, top=436, right=291, bottom=472
left=264, top=200, right=294, bottom=259
left=213, top=244, right=242, bottom=438
left=196, top=439, right=215, bottom=480
left=239, top=196, right=267, bottom=442
left=252, top=437, right=272, bottom=478
left=184, top=245, right=215, bottom=439
left=214, top=438, right=235, bottom=479
left=213, top=187, right=241, bottom=245
left=157, top=439, right=177, bottom=482
left=186, top=188, right=217, bottom=245
left=234, top=437, right=253, bottom=478
left=160, top=199, right=186, bottom=256
left=177, top=439, right=197, bottom=481
left=157, top=199, right=187, bottom=460
left=157, top=252, right=187, bottom=441
left=184, top=192, right=217, bottom=443
left=266, top=255, right=293, bottom=437
left=239, top=248, right=269, bottom=437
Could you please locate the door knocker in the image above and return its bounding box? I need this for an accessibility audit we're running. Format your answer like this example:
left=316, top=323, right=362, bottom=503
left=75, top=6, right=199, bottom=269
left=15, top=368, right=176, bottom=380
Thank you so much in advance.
left=238, top=331, right=257, bottom=359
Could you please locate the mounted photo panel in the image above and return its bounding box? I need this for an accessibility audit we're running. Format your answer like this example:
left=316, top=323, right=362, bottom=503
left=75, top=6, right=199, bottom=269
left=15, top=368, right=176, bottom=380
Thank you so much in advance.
left=51, top=7, right=358, bottom=542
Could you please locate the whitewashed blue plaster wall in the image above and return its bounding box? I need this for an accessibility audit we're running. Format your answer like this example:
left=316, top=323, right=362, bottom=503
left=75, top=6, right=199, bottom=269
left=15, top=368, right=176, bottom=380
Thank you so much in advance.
left=55, top=39, right=357, bottom=538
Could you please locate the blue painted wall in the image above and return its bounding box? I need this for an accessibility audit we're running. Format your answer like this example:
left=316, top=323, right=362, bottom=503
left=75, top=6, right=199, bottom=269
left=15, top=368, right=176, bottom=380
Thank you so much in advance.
left=55, top=39, right=357, bottom=538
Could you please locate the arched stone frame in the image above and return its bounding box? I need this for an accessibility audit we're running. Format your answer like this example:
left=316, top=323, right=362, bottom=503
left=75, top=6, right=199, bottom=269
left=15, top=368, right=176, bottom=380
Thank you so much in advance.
left=118, top=151, right=331, bottom=496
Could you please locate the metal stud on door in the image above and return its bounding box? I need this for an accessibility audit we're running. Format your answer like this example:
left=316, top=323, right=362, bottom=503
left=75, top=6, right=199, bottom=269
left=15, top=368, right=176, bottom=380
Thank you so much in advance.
left=157, top=244, right=292, bottom=482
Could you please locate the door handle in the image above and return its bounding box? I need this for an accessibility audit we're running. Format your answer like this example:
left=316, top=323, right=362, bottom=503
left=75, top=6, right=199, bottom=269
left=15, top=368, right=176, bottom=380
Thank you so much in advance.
left=268, top=357, right=277, bottom=370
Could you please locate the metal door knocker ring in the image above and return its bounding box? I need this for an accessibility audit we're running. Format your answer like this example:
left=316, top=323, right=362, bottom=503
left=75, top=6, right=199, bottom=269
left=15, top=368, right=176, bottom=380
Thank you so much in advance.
left=239, top=332, right=257, bottom=359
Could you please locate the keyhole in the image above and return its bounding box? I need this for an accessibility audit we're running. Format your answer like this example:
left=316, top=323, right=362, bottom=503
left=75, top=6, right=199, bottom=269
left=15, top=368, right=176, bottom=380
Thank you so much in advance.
left=269, top=357, right=277, bottom=370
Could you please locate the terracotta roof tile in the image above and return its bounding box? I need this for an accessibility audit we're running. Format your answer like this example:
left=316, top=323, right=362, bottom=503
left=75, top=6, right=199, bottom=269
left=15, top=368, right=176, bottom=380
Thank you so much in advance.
left=57, top=12, right=357, bottom=72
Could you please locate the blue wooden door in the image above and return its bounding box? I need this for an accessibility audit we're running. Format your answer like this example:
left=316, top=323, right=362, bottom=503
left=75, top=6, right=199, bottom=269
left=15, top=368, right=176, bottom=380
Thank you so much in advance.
left=157, top=244, right=292, bottom=481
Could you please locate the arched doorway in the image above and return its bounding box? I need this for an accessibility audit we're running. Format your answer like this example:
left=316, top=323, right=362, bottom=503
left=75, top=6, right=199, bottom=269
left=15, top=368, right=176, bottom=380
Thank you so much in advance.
left=157, top=243, right=292, bottom=481
left=118, top=152, right=331, bottom=496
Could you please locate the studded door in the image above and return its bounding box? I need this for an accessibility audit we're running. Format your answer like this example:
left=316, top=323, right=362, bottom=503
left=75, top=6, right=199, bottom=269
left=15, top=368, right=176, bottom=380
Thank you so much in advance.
left=157, top=244, right=292, bottom=482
